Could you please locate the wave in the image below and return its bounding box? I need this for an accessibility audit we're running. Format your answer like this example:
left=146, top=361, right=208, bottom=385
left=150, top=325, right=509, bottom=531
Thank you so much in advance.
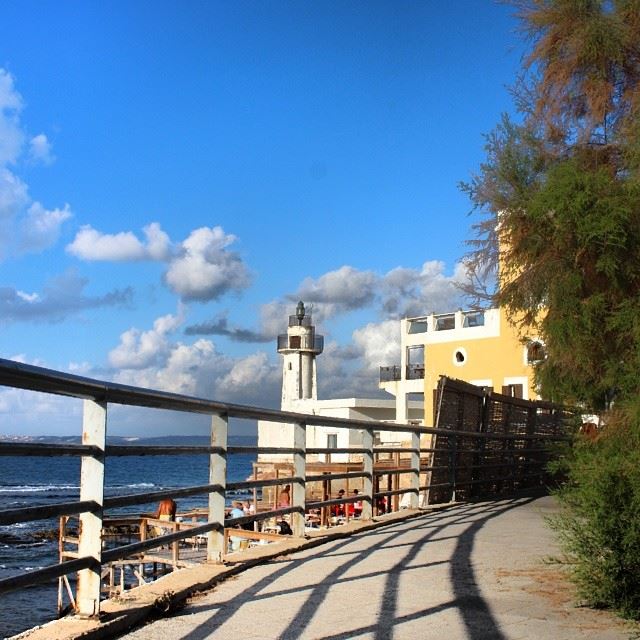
left=0, top=481, right=157, bottom=494
left=107, top=483, right=155, bottom=489
left=0, top=484, right=79, bottom=493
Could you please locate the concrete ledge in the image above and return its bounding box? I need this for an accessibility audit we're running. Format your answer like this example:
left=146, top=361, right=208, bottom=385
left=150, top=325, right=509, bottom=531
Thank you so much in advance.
left=11, top=505, right=452, bottom=640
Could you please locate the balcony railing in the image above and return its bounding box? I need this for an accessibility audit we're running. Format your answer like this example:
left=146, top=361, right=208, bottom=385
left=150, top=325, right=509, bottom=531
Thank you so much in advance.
left=406, top=364, right=425, bottom=380
left=288, top=315, right=312, bottom=327
left=379, top=365, right=402, bottom=382
left=379, top=364, right=424, bottom=382
left=277, top=334, right=324, bottom=353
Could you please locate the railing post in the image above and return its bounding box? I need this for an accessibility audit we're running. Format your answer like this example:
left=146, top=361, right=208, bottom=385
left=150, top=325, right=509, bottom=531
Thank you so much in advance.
left=77, top=399, right=106, bottom=618
left=291, top=420, right=306, bottom=537
left=409, top=429, right=420, bottom=509
left=207, top=412, right=227, bottom=563
left=361, top=428, right=373, bottom=520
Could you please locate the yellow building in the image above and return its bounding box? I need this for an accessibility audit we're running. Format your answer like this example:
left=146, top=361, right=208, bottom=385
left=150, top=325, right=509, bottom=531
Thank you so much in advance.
left=379, top=307, right=545, bottom=424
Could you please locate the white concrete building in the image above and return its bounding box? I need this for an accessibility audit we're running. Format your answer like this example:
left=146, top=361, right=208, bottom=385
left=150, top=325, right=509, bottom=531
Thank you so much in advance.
left=257, top=302, right=422, bottom=462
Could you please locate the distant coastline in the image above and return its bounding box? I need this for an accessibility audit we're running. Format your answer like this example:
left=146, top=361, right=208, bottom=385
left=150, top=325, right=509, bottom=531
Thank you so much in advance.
left=0, top=434, right=258, bottom=445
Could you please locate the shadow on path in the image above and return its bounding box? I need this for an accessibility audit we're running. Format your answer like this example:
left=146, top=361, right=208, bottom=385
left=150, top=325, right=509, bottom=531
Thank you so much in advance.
left=123, top=495, right=540, bottom=640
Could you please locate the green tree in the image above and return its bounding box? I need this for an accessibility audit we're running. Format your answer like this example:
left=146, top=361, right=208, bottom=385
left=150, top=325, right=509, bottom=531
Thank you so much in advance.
left=463, top=1, right=640, bottom=617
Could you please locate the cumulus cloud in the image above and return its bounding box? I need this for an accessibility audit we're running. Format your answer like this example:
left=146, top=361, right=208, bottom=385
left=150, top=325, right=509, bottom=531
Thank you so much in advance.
left=108, top=311, right=280, bottom=407
left=352, top=320, right=401, bottom=371
left=0, top=68, right=68, bottom=259
left=28, top=133, right=54, bottom=165
left=293, top=266, right=377, bottom=320
left=108, top=306, right=185, bottom=369
left=67, top=222, right=171, bottom=262
left=20, top=202, right=72, bottom=253
left=380, top=260, right=467, bottom=318
left=216, top=352, right=280, bottom=399
left=0, top=270, right=132, bottom=324
left=164, top=226, right=251, bottom=302
left=68, top=223, right=250, bottom=303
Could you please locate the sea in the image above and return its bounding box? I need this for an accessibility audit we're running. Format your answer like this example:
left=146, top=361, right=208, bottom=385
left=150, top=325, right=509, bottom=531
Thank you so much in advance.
left=0, top=435, right=257, bottom=639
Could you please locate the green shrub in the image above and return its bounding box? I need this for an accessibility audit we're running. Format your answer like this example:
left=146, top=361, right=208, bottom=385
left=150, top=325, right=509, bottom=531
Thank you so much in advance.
left=551, top=403, right=640, bottom=619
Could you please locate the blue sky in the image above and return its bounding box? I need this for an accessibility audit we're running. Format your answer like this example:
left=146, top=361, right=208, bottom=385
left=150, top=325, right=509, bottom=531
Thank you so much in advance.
left=0, top=2, right=524, bottom=436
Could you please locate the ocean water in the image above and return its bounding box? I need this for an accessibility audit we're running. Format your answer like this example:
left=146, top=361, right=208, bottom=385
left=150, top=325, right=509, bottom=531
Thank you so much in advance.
left=0, top=436, right=256, bottom=639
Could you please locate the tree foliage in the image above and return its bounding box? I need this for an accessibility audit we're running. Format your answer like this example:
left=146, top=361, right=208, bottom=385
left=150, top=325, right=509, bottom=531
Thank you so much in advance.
left=463, top=0, right=640, bottom=410
left=463, top=1, right=640, bottom=619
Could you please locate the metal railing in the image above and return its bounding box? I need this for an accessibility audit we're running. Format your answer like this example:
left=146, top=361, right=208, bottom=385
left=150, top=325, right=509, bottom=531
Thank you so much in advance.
left=379, top=364, right=424, bottom=382
left=379, top=365, right=402, bottom=382
left=276, top=333, right=324, bottom=353
left=0, top=357, right=569, bottom=627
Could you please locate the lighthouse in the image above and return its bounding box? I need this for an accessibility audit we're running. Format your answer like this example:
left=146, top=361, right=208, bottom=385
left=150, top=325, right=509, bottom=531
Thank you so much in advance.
left=277, top=301, right=324, bottom=409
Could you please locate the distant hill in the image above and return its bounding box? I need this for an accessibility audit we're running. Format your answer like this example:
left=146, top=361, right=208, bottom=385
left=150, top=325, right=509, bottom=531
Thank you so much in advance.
left=0, top=434, right=257, bottom=446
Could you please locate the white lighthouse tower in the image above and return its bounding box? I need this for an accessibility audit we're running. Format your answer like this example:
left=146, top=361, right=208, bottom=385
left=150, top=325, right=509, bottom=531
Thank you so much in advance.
left=278, top=301, right=324, bottom=409
left=257, top=302, right=324, bottom=462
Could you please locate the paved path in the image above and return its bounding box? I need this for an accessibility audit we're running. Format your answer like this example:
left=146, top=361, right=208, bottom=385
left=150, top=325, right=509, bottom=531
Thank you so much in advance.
left=123, top=496, right=633, bottom=640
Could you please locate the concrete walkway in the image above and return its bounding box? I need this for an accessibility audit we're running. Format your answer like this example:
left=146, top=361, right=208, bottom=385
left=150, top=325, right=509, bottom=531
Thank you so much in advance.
left=121, top=496, right=634, bottom=640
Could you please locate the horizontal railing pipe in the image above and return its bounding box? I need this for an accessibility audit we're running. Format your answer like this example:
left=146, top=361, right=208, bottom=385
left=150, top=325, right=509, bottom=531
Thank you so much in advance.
left=0, top=442, right=101, bottom=457
left=0, top=500, right=100, bottom=526
left=0, top=556, right=97, bottom=595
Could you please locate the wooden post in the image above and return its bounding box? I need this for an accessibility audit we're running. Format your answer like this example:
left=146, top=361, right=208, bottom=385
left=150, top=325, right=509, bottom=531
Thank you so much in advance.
left=207, top=412, right=227, bottom=563
left=77, top=399, right=106, bottom=618
left=361, top=428, right=373, bottom=520
left=291, top=421, right=306, bottom=537
left=171, top=521, right=179, bottom=566
left=409, top=429, right=420, bottom=509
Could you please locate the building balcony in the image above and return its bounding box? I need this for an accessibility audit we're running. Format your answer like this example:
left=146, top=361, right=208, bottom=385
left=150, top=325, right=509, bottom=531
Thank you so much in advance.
left=379, top=364, right=424, bottom=383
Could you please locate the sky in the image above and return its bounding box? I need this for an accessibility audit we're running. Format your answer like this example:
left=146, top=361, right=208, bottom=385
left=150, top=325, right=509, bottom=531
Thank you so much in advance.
left=0, top=1, right=525, bottom=436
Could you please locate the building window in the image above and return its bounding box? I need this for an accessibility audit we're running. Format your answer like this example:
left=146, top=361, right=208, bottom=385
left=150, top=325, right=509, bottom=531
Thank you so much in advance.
left=463, top=311, right=485, bottom=327
left=289, top=335, right=301, bottom=349
left=435, top=314, right=455, bottom=331
left=406, top=345, right=425, bottom=379
left=502, top=384, right=524, bottom=398
left=526, top=341, right=546, bottom=364
left=327, top=434, right=338, bottom=449
left=408, top=320, right=428, bottom=334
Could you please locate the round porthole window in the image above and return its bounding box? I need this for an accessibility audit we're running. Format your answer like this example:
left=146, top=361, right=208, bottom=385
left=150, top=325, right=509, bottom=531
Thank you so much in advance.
left=453, top=347, right=467, bottom=366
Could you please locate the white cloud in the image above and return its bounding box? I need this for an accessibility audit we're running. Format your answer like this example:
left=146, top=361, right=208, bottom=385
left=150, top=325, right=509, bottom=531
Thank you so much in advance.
left=28, top=133, right=54, bottom=165
left=20, top=202, right=71, bottom=253
left=217, top=352, right=280, bottom=398
left=66, top=223, right=170, bottom=262
left=294, top=266, right=377, bottom=320
left=0, top=68, right=68, bottom=259
left=381, top=260, right=467, bottom=318
left=0, top=69, right=24, bottom=167
left=67, top=223, right=250, bottom=303
left=108, top=307, right=185, bottom=369
left=164, top=226, right=251, bottom=302
left=75, top=227, right=143, bottom=261
left=352, top=320, right=400, bottom=371
left=0, top=168, right=28, bottom=220
left=0, top=269, right=132, bottom=324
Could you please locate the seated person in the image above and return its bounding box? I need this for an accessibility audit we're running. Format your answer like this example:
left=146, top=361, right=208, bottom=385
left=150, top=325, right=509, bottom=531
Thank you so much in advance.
left=353, top=489, right=362, bottom=517
left=331, top=489, right=346, bottom=517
